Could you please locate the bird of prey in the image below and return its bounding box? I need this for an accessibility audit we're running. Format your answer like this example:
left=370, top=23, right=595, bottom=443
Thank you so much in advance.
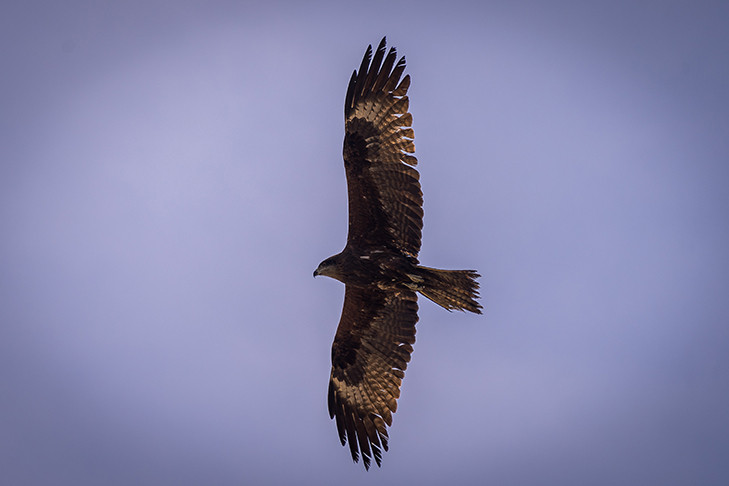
left=314, top=37, right=482, bottom=469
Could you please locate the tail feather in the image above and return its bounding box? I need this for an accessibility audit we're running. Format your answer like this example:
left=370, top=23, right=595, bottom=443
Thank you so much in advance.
left=416, top=266, right=482, bottom=314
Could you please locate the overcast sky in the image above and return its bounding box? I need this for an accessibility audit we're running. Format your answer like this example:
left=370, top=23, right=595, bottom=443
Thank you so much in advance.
left=2, top=1, right=728, bottom=484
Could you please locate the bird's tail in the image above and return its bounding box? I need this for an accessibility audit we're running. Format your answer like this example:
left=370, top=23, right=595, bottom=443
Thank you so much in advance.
left=414, top=266, right=482, bottom=314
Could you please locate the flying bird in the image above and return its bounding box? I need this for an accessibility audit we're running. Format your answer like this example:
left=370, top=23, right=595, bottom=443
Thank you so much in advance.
left=314, top=37, right=482, bottom=469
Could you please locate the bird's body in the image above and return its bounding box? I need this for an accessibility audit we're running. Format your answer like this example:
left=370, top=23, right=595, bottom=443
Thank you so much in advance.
left=314, top=37, right=481, bottom=469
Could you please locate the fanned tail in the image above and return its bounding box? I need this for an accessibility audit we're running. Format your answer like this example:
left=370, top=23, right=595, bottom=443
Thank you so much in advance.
left=416, top=266, right=482, bottom=314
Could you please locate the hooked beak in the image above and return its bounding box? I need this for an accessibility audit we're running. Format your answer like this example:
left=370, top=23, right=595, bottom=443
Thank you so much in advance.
left=313, top=268, right=319, bottom=277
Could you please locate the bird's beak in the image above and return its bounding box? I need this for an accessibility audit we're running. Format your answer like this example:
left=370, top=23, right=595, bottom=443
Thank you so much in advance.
left=313, top=269, right=319, bottom=277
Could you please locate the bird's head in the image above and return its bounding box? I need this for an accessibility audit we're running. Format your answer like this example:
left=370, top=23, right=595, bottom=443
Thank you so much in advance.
left=313, top=254, right=343, bottom=280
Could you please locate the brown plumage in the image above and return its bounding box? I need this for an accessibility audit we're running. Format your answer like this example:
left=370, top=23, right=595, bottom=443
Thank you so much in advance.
left=314, top=37, right=482, bottom=469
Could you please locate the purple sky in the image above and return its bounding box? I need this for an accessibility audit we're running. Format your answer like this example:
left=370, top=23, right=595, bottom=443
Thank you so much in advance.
left=2, top=1, right=728, bottom=484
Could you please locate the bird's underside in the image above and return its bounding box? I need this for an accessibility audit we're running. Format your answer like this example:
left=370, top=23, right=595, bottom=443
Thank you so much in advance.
left=314, top=37, right=482, bottom=470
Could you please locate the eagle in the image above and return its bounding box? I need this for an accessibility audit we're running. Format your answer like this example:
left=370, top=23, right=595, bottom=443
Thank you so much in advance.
left=314, top=37, right=482, bottom=469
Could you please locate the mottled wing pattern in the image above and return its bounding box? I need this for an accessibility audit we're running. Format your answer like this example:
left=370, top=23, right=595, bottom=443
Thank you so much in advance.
left=328, top=286, right=418, bottom=469
left=343, top=37, right=423, bottom=259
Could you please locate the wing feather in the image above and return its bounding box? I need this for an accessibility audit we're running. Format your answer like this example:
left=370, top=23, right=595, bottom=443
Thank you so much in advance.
left=372, top=46, right=397, bottom=93
left=362, top=38, right=387, bottom=95
left=328, top=285, right=418, bottom=469
left=383, top=57, right=407, bottom=93
left=354, top=44, right=372, bottom=100
left=343, top=37, right=423, bottom=258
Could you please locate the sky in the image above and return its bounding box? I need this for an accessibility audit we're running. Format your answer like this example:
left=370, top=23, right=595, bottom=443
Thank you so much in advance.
left=1, top=0, right=728, bottom=484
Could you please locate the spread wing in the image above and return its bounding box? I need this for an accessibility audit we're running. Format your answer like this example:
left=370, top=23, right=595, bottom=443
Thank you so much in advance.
left=343, top=37, right=423, bottom=259
left=328, top=286, right=418, bottom=469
